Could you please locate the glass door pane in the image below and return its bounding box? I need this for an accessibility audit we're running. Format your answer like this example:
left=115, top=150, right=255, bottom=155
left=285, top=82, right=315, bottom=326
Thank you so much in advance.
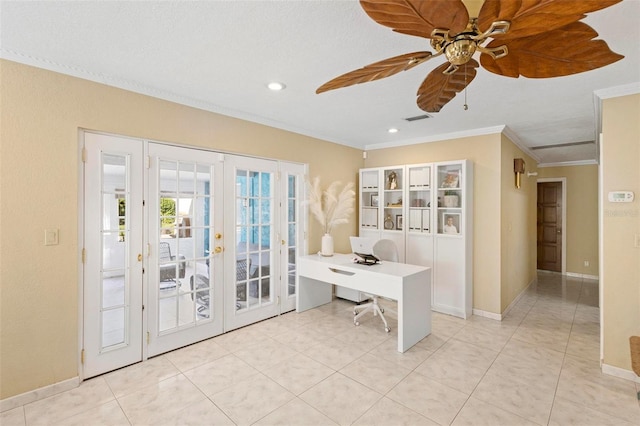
left=437, top=163, right=463, bottom=235
left=156, top=160, right=213, bottom=331
left=235, top=170, right=273, bottom=311
left=360, top=169, right=380, bottom=231
left=101, top=154, right=129, bottom=348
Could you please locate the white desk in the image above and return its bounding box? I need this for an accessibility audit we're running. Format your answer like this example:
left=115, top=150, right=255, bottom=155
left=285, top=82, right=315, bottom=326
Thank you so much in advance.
left=297, top=253, right=431, bottom=352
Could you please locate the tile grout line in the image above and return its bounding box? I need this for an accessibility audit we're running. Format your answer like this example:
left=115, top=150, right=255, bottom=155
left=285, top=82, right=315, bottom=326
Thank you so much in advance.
left=449, top=290, right=539, bottom=426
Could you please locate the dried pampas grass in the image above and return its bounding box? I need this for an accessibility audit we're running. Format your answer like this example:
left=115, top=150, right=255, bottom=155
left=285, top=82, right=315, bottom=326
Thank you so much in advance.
left=305, top=177, right=355, bottom=234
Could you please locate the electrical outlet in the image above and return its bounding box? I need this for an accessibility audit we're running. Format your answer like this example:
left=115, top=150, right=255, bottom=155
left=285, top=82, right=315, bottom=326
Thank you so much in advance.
left=584, top=260, right=590, bottom=267
left=45, top=229, right=59, bottom=246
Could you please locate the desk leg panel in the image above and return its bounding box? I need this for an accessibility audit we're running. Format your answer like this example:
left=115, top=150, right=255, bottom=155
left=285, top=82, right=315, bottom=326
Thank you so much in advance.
left=297, top=276, right=333, bottom=312
left=397, top=271, right=432, bottom=352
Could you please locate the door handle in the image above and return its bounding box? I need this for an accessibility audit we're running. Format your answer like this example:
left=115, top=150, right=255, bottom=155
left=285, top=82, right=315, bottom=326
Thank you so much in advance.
left=137, top=253, right=143, bottom=262
left=214, top=246, right=223, bottom=254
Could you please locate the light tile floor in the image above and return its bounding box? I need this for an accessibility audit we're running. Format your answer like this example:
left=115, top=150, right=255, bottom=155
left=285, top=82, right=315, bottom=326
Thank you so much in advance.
left=3, top=272, right=639, bottom=425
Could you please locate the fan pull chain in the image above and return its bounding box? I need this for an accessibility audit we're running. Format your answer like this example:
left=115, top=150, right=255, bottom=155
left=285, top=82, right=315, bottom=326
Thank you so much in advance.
left=463, top=64, right=469, bottom=110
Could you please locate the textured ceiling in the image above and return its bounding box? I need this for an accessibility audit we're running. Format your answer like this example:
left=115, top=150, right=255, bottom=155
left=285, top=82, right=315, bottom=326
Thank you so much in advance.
left=1, top=0, right=639, bottom=165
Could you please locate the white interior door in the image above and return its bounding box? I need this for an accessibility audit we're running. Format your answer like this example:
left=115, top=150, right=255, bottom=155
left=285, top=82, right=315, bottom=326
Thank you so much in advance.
left=83, top=132, right=144, bottom=378
left=147, top=144, right=224, bottom=356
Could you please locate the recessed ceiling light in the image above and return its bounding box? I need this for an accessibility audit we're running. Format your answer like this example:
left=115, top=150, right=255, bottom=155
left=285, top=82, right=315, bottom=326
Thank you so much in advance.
left=267, top=82, right=286, bottom=91
left=388, top=128, right=399, bottom=134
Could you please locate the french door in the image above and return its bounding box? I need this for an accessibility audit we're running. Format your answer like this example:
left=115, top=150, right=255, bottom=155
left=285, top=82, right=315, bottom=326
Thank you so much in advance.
left=146, top=144, right=224, bottom=356
left=83, top=131, right=306, bottom=377
left=83, top=132, right=144, bottom=378
left=280, top=162, right=306, bottom=313
left=223, top=156, right=306, bottom=330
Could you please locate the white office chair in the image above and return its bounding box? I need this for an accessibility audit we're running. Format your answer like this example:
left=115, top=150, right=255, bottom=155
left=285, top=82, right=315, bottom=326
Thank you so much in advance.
left=353, top=239, right=398, bottom=332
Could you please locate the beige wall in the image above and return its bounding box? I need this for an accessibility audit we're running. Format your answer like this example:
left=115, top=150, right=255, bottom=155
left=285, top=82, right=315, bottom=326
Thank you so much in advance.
left=364, top=133, right=538, bottom=315
left=0, top=60, right=363, bottom=399
left=601, top=93, right=640, bottom=371
left=499, top=135, right=538, bottom=311
left=537, top=164, right=599, bottom=276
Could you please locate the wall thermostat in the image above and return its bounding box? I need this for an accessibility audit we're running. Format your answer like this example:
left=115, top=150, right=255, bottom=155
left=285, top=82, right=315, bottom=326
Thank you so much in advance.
left=607, top=191, right=634, bottom=203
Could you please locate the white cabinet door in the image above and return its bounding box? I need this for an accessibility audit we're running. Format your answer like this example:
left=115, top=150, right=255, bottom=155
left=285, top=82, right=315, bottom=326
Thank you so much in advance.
left=432, top=160, right=473, bottom=318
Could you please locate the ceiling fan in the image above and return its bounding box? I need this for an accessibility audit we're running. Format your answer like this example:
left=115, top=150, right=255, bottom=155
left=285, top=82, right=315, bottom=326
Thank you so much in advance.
left=316, top=0, right=624, bottom=113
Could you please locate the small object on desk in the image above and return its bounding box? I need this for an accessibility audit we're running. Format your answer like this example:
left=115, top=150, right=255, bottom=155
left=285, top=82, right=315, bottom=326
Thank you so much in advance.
left=353, top=252, right=380, bottom=265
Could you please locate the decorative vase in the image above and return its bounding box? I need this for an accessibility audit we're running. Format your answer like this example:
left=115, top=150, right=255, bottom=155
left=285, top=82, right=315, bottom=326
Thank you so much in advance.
left=444, top=195, right=459, bottom=208
left=321, top=233, right=334, bottom=256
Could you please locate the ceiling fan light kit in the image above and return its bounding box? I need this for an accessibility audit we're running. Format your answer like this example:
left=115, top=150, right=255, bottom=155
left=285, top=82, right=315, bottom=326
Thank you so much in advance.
left=316, top=0, right=624, bottom=114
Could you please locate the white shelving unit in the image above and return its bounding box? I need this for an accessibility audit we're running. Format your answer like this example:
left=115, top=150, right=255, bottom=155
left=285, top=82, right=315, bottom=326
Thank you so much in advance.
left=406, top=163, right=434, bottom=306
left=353, top=160, right=473, bottom=318
left=433, top=160, right=473, bottom=318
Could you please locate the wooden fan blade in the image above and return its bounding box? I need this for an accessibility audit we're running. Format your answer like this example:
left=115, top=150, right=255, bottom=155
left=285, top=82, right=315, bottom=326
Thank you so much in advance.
left=477, top=0, right=622, bottom=40
left=417, top=59, right=478, bottom=113
left=360, top=0, right=469, bottom=39
left=316, top=51, right=433, bottom=94
left=480, top=21, right=624, bottom=78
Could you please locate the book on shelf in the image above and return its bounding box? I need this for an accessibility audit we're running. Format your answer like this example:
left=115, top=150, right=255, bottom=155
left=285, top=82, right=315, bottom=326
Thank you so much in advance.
left=362, top=208, right=378, bottom=228
left=422, top=210, right=430, bottom=232
left=409, top=168, right=430, bottom=188
left=409, top=210, right=422, bottom=231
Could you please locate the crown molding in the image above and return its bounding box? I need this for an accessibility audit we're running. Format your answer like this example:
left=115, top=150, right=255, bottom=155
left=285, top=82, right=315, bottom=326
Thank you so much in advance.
left=365, top=125, right=506, bottom=151
left=538, top=159, right=598, bottom=168
left=502, top=126, right=541, bottom=163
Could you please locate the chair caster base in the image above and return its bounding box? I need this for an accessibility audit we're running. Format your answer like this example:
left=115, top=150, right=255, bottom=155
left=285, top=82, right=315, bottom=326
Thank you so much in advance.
left=385, top=327, right=391, bottom=333
left=354, top=320, right=360, bottom=326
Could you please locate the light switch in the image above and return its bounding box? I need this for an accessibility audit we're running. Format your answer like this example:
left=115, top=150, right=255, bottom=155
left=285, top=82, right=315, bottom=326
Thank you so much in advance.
left=45, top=229, right=59, bottom=246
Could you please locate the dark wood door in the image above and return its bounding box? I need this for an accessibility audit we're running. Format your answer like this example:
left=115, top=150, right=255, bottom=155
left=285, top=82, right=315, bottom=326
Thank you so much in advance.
left=537, top=182, right=563, bottom=272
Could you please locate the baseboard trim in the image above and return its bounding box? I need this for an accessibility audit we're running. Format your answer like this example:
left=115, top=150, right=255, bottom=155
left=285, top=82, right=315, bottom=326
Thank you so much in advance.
left=432, top=304, right=469, bottom=320
left=471, top=309, right=502, bottom=321
left=565, top=272, right=599, bottom=281
left=0, top=376, right=80, bottom=413
left=500, top=276, right=536, bottom=319
left=602, top=363, right=640, bottom=384
left=471, top=276, right=537, bottom=322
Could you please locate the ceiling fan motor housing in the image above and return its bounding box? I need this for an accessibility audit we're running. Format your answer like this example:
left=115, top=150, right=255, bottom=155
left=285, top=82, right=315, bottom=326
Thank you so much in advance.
left=444, top=37, right=478, bottom=65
